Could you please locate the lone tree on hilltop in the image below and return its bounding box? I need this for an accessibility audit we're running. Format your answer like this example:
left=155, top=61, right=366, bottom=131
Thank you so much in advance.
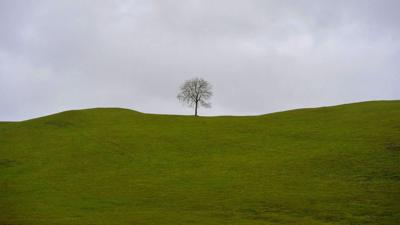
left=177, top=78, right=213, bottom=116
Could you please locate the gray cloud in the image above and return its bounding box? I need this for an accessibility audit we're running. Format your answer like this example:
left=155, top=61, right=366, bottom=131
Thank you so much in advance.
left=0, top=0, right=399, bottom=120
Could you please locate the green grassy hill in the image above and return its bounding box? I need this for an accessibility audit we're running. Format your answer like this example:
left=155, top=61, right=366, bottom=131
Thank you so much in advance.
left=1, top=101, right=399, bottom=225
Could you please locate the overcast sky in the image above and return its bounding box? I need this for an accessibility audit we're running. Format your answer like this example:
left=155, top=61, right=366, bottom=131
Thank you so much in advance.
left=0, top=0, right=399, bottom=121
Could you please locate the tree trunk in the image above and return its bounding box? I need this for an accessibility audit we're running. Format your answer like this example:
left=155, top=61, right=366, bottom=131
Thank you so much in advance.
left=195, top=101, right=198, bottom=116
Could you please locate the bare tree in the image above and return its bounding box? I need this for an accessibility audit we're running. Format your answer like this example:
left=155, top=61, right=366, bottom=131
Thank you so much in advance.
left=177, top=78, right=213, bottom=116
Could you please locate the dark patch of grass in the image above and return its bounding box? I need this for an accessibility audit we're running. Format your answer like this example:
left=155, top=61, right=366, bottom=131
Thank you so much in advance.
left=0, top=159, right=17, bottom=168
left=386, top=143, right=400, bottom=152
left=44, top=120, right=74, bottom=128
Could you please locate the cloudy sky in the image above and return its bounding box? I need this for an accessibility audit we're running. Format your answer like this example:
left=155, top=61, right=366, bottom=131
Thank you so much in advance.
left=0, top=0, right=399, bottom=120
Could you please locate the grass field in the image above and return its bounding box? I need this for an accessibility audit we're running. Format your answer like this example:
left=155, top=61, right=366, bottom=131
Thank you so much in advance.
left=1, top=101, right=399, bottom=225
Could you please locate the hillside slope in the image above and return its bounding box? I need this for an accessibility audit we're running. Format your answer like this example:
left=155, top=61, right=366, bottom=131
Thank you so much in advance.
left=1, top=101, right=399, bottom=225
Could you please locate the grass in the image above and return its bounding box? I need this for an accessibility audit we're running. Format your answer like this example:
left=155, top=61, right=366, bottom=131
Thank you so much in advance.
left=0, top=100, right=399, bottom=225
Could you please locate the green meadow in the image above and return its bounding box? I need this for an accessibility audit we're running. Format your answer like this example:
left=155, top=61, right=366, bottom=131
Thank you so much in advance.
left=1, top=101, right=399, bottom=225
